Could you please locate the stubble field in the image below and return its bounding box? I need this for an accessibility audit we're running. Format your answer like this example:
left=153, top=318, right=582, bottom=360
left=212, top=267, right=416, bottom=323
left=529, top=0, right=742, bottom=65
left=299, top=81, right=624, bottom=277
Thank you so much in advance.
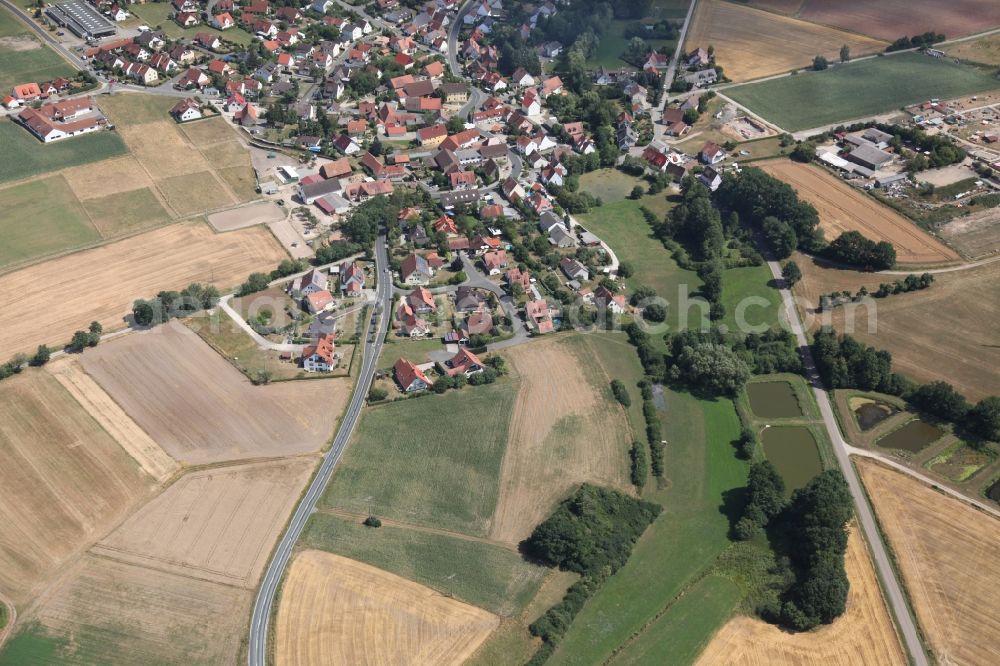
left=797, top=0, right=1000, bottom=41
left=759, top=160, right=959, bottom=264
left=694, top=527, right=905, bottom=666
left=490, top=335, right=631, bottom=545
left=80, top=322, right=349, bottom=465
left=684, top=0, right=886, bottom=82
left=792, top=256, right=1000, bottom=400
left=92, top=459, right=315, bottom=588
left=0, top=371, right=155, bottom=606
left=275, top=550, right=499, bottom=666
left=0, top=221, right=287, bottom=357
left=858, top=459, right=1000, bottom=666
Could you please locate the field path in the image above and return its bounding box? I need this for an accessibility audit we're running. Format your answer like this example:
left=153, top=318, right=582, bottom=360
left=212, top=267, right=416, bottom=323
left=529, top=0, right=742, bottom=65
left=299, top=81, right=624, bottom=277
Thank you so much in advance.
left=315, top=508, right=517, bottom=551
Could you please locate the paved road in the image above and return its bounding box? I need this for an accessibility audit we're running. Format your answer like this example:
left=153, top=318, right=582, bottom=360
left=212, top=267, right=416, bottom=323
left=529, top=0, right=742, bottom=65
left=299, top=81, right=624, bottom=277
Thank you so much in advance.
left=247, top=235, right=393, bottom=666
left=662, top=0, right=698, bottom=92
left=458, top=254, right=531, bottom=347
left=448, top=0, right=488, bottom=120
left=766, top=258, right=929, bottom=666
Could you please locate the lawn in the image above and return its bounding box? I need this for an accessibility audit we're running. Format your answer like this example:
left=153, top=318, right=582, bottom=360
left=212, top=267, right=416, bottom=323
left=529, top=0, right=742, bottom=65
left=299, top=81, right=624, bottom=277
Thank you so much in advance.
left=0, top=7, right=75, bottom=92
left=97, top=93, right=177, bottom=127
left=720, top=264, right=782, bottom=334
left=128, top=3, right=254, bottom=46
left=577, top=197, right=703, bottom=332
left=186, top=310, right=312, bottom=382
left=300, top=513, right=546, bottom=616
left=321, top=381, right=516, bottom=537
left=0, top=120, right=128, bottom=184
left=218, top=165, right=259, bottom=202
left=726, top=52, right=1000, bottom=131
left=378, top=336, right=447, bottom=370
left=0, top=175, right=99, bottom=269
left=82, top=187, right=173, bottom=238
left=549, top=391, right=747, bottom=664
left=579, top=169, right=674, bottom=218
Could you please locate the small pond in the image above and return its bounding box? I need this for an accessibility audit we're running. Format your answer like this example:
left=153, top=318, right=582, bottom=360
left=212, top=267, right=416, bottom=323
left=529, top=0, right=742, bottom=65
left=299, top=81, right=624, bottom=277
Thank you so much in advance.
left=747, top=381, right=803, bottom=419
left=876, top=419, right=945, bottom=453
left=987, top=479, right=1000, bottom=504
left=850, top=397, right=897, bottom=431
left=762, top=426, right=823, bottom=494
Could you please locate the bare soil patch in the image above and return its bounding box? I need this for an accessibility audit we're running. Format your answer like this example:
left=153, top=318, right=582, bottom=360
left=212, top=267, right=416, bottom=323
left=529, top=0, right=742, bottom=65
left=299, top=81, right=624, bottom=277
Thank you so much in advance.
left=793, top=256, right=1000, bottom=400
left=685, top=0, right=886, bottom=82
left=0, top=221, right=287, bottom=356
left=0, top=371, right=155, bottom=606
left=0, top=35, right=40, bottom=51
left=80, top=321, right=349, bottom=465
left=276, top=550, right=498, bottom=666
left=760, top=160, right=959, bottom=264
left=47, top=357, right=178, bottom=482
left=208, top=200, right=284, bottom=232
left=745, top=0, right=803, bottom=14
left=489, top=335, right=631, bottom=545
left=26, top=554, right=252, bottom=665
left=939, top=207, right=1000, bottom=259
left=119, top=121, right=210, bottom=179
left=158, top=171, right=236, bottom=216
left=857, top=459, right=1000, bottom=666
left=798, top=0, right=1000, bottom=42
left=93, top=458, right=314, bottom=587
left=61, top=155, right=152, bottom=201
left=695, top=526, right=904, bottom=666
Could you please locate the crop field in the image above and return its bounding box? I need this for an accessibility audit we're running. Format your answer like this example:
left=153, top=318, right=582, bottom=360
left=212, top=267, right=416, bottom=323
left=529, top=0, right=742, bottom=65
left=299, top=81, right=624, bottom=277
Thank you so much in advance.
left=47, top=357, right=179, bottom=482
left=82, top=187, right=173, bottom=237
left=0, top=7, right=74, bottom=93
left=0, top=221, right=287, bottom=357
left=797, top=0, right=1000, bottom=42
left=727, top=53, right=1000, bottom=131
left=694, top=527, right=905, bottom=665
left=97, top=93, right=177, bottom=127
left=276, top=550, right=498, bottom=666
left=549, top=391, right=747, bottom=664
left=0, top=371, right=155, bottom=606
left=684, top=0, right=886, bottom=82
left=119, top=121, right=212, bottom=180
left=80, top=322, right=349, bottom=465
left=93, top=459, right=314, bottom=587
left=759, top=160, right=959, bottom=264
left=0, top=120, right=128, bottom=184
left=939, top=208, right=1000, bottom=259
left=157, top=171, right=237, bottom=215
left=491, top=335, right=631, bottom=545
left=302, top=513, right=546, bottom=616
left=793, top=256, right=1000, bottom=400
left=0, top=555, right=252, bottom=665
left=322, top=382, right=515, bottom=536
left=858, top=459, right=1000, bottom=665
left=0, top=175, right=99, bottom=269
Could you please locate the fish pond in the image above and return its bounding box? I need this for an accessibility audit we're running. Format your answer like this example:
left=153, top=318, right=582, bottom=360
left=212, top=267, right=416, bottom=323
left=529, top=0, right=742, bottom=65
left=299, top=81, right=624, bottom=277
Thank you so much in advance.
left=762, top=426, right=822, bottom=494
left=850, top=397, right=897, bottom=431
left=876, top=419, right=945, bottom=453
left=747, top=381, right=803, bottom=419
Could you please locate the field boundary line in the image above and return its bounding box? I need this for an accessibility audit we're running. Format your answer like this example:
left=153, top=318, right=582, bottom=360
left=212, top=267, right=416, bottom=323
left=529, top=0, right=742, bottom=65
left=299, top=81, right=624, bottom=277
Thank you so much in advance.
left=84, top=548, right=253, bottom=591
left=314, top=507, right=519, bottom=551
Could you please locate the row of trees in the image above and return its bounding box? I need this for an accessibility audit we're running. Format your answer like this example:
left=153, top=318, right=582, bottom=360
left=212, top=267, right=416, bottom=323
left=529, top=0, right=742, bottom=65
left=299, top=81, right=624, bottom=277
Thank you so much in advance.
left=132, top=283, right=221, bottom=327
left=817, top=273, right=933, bottom=311
left=886, top=32, right=945, bottom=52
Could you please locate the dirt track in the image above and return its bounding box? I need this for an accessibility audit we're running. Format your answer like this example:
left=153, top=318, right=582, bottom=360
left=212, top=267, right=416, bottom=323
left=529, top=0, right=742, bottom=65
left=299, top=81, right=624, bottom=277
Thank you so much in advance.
left=695, top=527, right=905, bottom=665
left=0, top=221, right=287, bottom=356
left=489, top=335, right=631, bottom=545
left=276, top=550, right=498, bottom=666
left=760, top=160, right=959, bottom=264
left=81, top=321, right=350, bottom=465
left=857, top=459, right=1000, bottom=666
left=685, top=0, right=885, bottom=82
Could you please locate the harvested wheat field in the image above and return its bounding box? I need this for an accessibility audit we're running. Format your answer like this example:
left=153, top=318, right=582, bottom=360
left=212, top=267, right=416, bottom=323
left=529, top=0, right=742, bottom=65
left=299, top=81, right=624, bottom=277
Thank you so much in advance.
left=18, top=554, right=252, bottom=665
left=798, top=0, right=1000, bottom=42
left=857, top=459, right=1000, bottom=666
left=0, top=221, right=287, bottom=356
left=47, top=357, right=179, bottom=482
left=92, top=458, right=314, bottom=587
left=489, top=335, right=631, bottom=545
left=119, top=121, right=211, bottom=180
left=276, top=550, right=498, bottom=666
left=0, top=371, right=155, bottom=605
left=80, top=321, right=349, bottom=465
left=61, top=155, right=153, bottom=200
left=760, top=160, right=958, bottom=264
left=793, top=257, right=1000, bottom=400
left=179, top=116, right=241, bottom=146
left=684, top=0, right=886, bottom=82
left=158, top=171, right=237, bottom=215
left=694, top=527, right=904, bottom=666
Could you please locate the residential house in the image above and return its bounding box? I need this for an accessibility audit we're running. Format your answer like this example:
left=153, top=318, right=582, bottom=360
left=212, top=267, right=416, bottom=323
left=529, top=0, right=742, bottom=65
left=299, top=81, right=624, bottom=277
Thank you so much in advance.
left=593, top=285, right=627, bottom=313
left=170, top=98, right=202, bottom=122
left=454, top=286, right=486, bottom=312
left=332, top=133, right=361, bottom=155
left=439, top=347, right=484, bottom=377
left=294, top=268, right=328, bottom=294
left=505, top=267, right=531, bottom=291
left=304, top=289, right=335, bottom=314
left=482, top=249, right=508, bottom=275
left=400, top=253, right=434, bottom=285
left=210, top=12, right=235, bottom=30
left=700, top=141, right=725, bottom=165
left=525, top=299, right=554, bottom=333
left=394, top=357, right=431, bottom=392
left=340, top=261, right=366, bottom=295
left=303, top=333, right=337, bottom=372
left=698, top=165, right=722, bottom=192
left=559, top=257, right=589, bottom=281
left=406, top=286, right=436, bottom=313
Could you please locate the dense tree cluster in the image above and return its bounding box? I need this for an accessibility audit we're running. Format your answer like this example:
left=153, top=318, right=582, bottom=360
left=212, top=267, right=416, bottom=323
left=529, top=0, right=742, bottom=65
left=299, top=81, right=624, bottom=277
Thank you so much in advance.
left=821, top=230, right=896, bottom=270
left=610, top=379, right=631, bottom=407
left=340, top=189, right=427, bottom=247
left=734, top=461, right=785, bottom=540
left=886, top=32, right=945, bottom=52
left=630, top=440, right=649, bottom=488
left=132, top=283, right=221, bottom=327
